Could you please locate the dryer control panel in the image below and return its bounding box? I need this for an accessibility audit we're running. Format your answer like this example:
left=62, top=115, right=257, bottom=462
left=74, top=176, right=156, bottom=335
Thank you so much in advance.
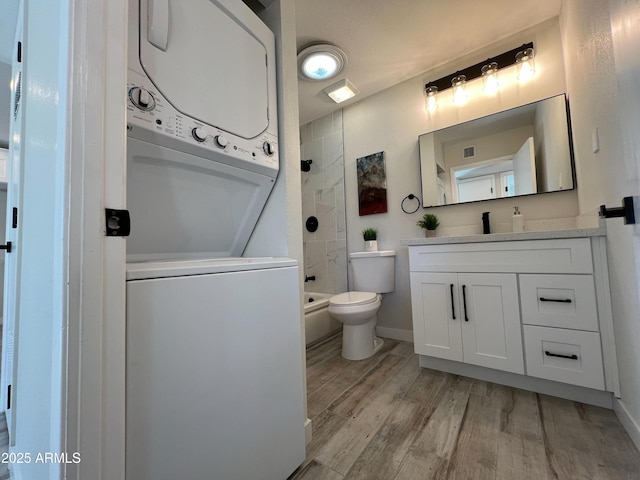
left=126, top=70, right=278, bottom=178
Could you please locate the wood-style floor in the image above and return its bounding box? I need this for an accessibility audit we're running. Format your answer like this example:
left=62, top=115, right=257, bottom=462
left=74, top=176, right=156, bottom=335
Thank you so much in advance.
left=292, top=335, right=640, bottom=480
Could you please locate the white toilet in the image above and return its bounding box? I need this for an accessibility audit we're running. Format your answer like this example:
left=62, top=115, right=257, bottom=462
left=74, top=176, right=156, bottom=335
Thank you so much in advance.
left=328, top=250, right=396, bottom=360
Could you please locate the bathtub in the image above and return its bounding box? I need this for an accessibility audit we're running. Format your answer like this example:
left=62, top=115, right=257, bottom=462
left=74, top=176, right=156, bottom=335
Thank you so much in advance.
left=303, top=292, right=342, bottom=346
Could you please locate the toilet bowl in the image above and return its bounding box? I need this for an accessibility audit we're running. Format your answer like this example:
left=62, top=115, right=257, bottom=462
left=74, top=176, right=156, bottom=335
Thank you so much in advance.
left=328, top=291, right=383, bottom=360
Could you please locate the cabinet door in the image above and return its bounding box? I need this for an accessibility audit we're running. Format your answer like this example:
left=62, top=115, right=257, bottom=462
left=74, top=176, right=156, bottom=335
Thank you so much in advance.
left=410, top=272, right=462, bottom=361
left=459, top=273, right=524, bottom=374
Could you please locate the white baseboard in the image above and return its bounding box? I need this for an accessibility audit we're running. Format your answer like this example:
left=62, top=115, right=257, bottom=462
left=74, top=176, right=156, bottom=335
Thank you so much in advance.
left=376, top=326, right=413, bottom=343
left=304, top=418, right=312, bottom=445
left=614, top=398, right=640, bottom=452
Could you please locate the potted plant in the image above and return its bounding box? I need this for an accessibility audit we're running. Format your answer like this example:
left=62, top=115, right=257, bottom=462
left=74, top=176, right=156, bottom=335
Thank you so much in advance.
left=417, top=213, right=440, bottom=237
left=362, top=228, right=378, bottom=251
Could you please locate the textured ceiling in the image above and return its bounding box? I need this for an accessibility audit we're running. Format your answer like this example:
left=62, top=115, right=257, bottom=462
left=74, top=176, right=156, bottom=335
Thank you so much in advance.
left=296, top=0, right=562, bottom=125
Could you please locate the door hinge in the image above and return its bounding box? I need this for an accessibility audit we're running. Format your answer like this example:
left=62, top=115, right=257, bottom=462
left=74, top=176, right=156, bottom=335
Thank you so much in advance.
left=105, top=209, right=131, bottom=237
left=16, top=42, right=21, bottom=63
left=7, top=385, right=11, bottom=409
left=12, top=207, right=17, bottom=229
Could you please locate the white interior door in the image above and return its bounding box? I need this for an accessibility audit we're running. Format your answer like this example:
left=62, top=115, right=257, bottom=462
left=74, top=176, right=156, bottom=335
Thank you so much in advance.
left=1, top=10, right=23, bottom=441
left=513, top=137, right=537, bottom=195
left=456, top=174, right=496, bottom=203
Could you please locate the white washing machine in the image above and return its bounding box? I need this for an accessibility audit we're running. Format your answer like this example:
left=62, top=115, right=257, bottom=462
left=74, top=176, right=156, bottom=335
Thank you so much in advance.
left=126, top=0, right=280, bottom=260
left=125, top=1, right=306, bottom=479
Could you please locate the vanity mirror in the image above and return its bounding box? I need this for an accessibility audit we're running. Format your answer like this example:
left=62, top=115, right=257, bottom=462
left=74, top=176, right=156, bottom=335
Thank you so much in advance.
left=419, top=94, right=575, bottom=207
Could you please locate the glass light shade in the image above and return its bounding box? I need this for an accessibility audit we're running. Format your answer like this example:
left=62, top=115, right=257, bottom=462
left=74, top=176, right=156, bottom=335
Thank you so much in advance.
left=451, top=75, right=468, bottom=105
left=516, top=48, right=535, bottom=82
left=301, top=52, right=340, bottom=80
left=297, top=44, right=347, bottom=81
left=481, top=62, right=499, bottom=95
left=324, top=78, right=359, bottom=103
left=425, top=85, right=438, bottom=112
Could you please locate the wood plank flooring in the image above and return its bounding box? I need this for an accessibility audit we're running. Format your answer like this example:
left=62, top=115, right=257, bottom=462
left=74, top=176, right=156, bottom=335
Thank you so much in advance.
left=291, top=334, right=640, bottom=480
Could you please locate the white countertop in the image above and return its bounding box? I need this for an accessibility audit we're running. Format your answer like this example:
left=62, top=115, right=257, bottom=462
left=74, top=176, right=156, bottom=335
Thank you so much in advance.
left=401, top=226, right=606, bottom=246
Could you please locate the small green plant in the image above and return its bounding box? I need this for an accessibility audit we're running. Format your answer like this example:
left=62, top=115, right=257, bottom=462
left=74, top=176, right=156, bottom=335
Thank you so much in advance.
left=362, top=228, right=378, bottom=241
left=417, top=213, right=440, bottom=231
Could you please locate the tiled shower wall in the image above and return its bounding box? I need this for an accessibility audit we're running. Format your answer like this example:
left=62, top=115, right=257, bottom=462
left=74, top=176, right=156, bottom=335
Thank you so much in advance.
left=300, top=110, right=348, bottom=294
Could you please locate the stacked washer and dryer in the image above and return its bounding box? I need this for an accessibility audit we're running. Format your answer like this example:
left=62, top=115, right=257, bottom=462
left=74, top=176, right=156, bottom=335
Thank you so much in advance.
left=125, top=1, right=305, bottom=479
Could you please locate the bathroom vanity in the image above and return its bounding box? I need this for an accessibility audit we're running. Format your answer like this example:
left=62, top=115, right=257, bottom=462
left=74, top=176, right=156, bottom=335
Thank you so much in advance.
left=403, top=227, right=619, bottom=405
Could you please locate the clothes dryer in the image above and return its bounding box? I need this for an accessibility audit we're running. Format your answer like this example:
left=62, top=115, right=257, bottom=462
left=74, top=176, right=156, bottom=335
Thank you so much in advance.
left=126, top=0, right=279, bottom=260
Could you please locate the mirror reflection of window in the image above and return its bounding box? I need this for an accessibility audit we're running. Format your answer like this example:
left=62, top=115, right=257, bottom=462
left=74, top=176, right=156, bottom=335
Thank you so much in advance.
left=419, top=94, right=574, bottom=207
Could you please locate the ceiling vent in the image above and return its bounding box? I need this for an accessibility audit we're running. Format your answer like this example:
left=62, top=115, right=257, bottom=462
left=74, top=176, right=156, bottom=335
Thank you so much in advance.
left=463, top=145, right=476, bottom=159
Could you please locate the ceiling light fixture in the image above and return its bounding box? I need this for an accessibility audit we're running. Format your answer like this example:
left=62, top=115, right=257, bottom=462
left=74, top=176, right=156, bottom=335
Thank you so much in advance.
left=324, top=78, right=359, bottom=103
left=297, top=43, right=347, bottom=81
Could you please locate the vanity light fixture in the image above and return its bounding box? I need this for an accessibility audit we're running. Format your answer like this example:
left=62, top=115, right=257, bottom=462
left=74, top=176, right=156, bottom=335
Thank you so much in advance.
left=424, top=42, right=534, bottom=109
left=324, top=78, right=359, bottom=103
left=297, top=43, right=347, bottom=81
left=481, top=62, right=499, bottom=95
left=451, top=75, right=468, bottom=105
left=425, top=85, right=438, bottom=112
left=515, top=47, right=535, bottom=82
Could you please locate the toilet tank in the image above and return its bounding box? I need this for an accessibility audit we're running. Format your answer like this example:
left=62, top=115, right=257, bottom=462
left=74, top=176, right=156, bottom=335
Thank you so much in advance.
left=349, top=250, right=396, bottom=293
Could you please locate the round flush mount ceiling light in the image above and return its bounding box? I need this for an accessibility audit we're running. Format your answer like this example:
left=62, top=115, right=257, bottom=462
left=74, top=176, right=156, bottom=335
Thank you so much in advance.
left=297, top=43, right=347, bottom=81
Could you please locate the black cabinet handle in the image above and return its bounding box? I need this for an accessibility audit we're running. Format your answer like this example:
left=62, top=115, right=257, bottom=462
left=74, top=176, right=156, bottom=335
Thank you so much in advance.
left=544, top=350, right=578, bottom=360
left=540, top=297, right=572, bottom=303
left=462, top=285, right=469, bottom=322
left=450, top=284, right=456, bottom=320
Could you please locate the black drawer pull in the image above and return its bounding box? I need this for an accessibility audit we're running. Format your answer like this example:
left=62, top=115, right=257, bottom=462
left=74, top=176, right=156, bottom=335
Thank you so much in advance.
left=450, top=284, right=456, bottom=320
left=539, top=297, right=572, bottom=303
left=462, top=285, right=469, bottom=322
left=545, top=350, right=578, bottom=360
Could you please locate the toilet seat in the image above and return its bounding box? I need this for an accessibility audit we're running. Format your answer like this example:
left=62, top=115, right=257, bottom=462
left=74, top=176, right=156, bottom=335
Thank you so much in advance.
left=329, top=291, right=378, bottom=307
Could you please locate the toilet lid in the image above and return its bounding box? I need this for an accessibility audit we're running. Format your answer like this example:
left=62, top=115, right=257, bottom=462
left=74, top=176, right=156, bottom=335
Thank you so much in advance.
left=329, top=291, right=378, bottom=307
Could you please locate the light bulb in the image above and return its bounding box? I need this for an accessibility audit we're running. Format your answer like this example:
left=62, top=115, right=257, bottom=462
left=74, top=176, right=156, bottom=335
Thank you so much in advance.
left=481, top=62, right=499, bottom=95
left=425, top=85, right=438, bottom=113
left=516, top=48, right=535, bottom=82
left=451, top=75, right=468, bottom=106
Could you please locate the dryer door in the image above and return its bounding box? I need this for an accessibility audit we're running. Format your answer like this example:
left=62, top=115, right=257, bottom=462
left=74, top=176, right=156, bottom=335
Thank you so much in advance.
left=139, top=0, right=271, bottom=139
left=126, top=138, right=274, bottom=260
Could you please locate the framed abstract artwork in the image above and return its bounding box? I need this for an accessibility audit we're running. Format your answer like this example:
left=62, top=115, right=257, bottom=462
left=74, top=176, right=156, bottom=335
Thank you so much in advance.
left=356, top=151, right=388, bottom=216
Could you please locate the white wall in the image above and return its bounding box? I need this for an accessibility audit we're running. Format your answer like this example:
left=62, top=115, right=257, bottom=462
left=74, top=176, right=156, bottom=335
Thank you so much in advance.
left=342, top=18, right=578, bottom=335
left=561, top=0, right=640, bottom=446
left=300, top=111, right=348, bottom=295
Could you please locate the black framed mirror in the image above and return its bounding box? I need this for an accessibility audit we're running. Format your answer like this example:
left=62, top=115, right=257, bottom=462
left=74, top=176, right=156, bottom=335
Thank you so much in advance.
left=419, top=94, right=575, bottom=207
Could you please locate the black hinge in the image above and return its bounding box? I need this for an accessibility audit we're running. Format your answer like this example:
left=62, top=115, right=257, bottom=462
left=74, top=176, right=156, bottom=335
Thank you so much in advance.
left=490, top=187, right=493, bottom=193
left=17, top=42, right=21, bottom=63
left=12, top=207, right=17, bottom=229
left=7, top=385, right=11, bottom=409
left=105, top=209, right=131, bottom=236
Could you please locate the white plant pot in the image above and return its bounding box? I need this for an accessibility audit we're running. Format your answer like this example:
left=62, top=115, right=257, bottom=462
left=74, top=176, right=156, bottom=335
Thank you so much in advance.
left=364, top=240, right=378, bottom=252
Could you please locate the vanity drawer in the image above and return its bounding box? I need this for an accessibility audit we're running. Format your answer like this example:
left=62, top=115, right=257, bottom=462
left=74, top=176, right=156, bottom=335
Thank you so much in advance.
left=523, top=325, right=604, bottom=390
left=408, top=238, right=593, bottom=274
left=519, top=274, right=598, bottom=331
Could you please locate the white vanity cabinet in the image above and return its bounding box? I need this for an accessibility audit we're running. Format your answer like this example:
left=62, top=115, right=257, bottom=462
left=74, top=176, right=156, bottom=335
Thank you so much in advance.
left=407, top=235, right=618, bottom=397
left=410, top=272, right=524, bottom=374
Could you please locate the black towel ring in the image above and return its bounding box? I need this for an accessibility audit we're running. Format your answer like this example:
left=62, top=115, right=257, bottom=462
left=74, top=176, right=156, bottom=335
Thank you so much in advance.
left=401, top=194, right=421, bottom=214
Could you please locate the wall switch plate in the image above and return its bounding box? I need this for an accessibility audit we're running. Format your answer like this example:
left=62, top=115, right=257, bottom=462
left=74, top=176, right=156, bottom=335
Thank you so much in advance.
left=592, top=126, right=600, bottom=153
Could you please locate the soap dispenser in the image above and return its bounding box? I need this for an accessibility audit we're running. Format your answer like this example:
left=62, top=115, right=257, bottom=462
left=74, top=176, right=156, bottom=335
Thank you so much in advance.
left=512, top=206, right=524, bottom=232
left=482, top=212, right=491, bottom=234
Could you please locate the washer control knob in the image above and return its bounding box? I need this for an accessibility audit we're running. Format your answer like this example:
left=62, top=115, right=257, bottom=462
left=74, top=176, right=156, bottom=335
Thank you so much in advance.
left=192, top=127, right=207, bottom=142
left=130, top=87, right=156, bottom=111
left=214, top=135, right=228, bottom=148
left=263, top=141, right=275, bottom=156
